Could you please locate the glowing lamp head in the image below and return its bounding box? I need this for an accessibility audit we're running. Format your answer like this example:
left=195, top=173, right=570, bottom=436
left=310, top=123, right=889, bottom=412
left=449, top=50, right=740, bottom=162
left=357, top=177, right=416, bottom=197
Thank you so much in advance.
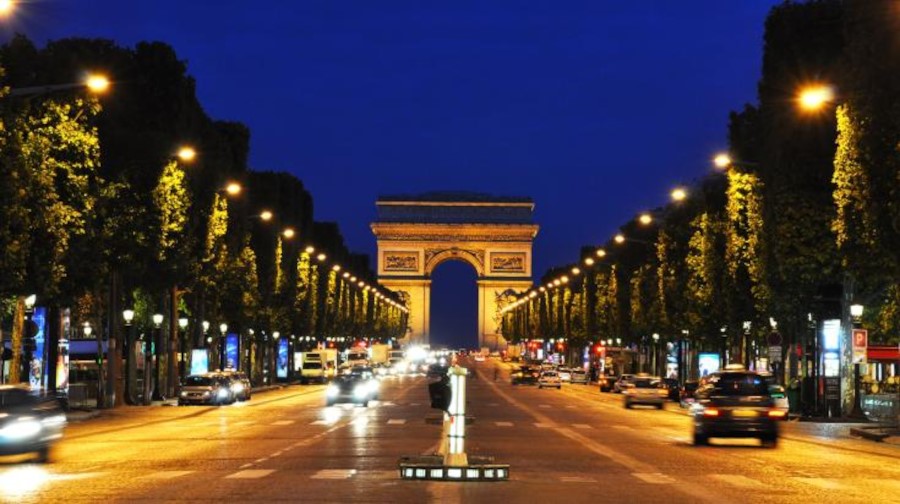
left=0, top=0, right=14, bottom=16
left=122, top=309, right=135, bottom=324
left=152, top=313, right=164, bottom=327
left=614, top=234, right=625, bottom=244
left=671, top=188, right=687, bottom=202
left=282, top=228, right=295, bottom=239
left=798, top=85, right=835, bottom=111
left=584, top=257, right=595, bottom=266
left=85, top=74, right=111, bottom=94
left=178, top=317, right=189, bottom=330
left=596, top=249, right=607, bottom=258
left=219, top=323, right=228, bottom=334
left=260, top=210, right=273, bottom=221
left=177, top=146, right=196, bottom=162
left=225, top=182, right=242, bottom=196
left=713, top=153, right=731, bottom=169
left=316, top=253, right=326, bottom=262
left=639, top=214, right=652, bottom=225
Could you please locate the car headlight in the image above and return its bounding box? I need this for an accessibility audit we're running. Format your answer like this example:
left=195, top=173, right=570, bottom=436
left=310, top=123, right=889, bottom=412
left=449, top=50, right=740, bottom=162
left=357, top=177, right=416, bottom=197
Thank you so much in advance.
left=232, top=383, right=244, bottom=393
left=180, top=391, right=188, bottom=397
left=353, top=385, right=368, bottom=399
left=41, top=414, right=67, bottom=427
left=217, top=388, right=229, bottom=398
left=1, top=418, right=42, bottom=440
left=326, top=385, right=340, bottom=397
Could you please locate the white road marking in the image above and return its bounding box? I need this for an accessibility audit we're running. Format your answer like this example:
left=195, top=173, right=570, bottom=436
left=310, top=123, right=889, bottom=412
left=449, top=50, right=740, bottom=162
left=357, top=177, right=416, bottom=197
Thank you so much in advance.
left=534, top=423, right=554, bottom=428
left=793, top=478, right=845, bottom=490
left=709, top=474, right=767, bottom=489
left=387, top=419, right=407, bottom=425
left=312, top=469, right=357, bottom=479
left=495, top=421, right=514, bottom=427
left=538, top=404, right=551, bottom=409
left=572, top=424, right=592, bottom=430
left=142, top=471, right=194, bottom=480
left=565, top=405, right=576, bottom=409
left=271, top=420, right=294, bottom=426
left=633, top=473, right=675, bottom=484
left=560, top=476, right=598, bottom=483
left=226, top=470, right=275, bottom=479
left=409, top=402, right=421, bottom=406
left=310, top=420, right=328, bottom=425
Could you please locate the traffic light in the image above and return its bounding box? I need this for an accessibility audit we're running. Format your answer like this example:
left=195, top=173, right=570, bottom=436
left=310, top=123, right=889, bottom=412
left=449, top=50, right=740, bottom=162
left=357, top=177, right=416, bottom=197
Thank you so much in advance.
left=428, top=375, right=452, bottom=412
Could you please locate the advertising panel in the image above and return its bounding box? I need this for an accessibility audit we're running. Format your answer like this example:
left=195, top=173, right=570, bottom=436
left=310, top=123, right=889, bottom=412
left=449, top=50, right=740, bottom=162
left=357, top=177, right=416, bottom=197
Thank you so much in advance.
left=277, top=338, right=289, bottom=379
left=698, top=353, right=720, bottom=378
left=822, top=319, right=841, bottom=351
left=31, top=307, right=47, bottom=389
left=56, top=339, right=70, bottom=397
left=225, top=333, right=239, bottom=370
left=190, top=349, right=209, bottom=375
left=666, top=342, right=679, bottom=379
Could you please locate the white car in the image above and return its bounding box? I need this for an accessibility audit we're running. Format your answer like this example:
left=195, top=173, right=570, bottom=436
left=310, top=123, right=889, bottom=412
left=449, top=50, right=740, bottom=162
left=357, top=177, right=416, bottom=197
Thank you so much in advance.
left=558, top=367, right=572, bottom=383
left=769, top=385, right=790, bottom=419
left=538, top=371, right=562, bottom=389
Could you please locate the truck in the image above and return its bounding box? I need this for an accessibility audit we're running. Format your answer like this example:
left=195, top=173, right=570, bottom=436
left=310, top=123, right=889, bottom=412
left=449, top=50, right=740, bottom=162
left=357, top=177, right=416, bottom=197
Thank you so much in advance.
left=369, top=344, right=391, bottom=366
left=300, top=349, right=338, bottom=383
left=346, top=346, right=369, bottom=367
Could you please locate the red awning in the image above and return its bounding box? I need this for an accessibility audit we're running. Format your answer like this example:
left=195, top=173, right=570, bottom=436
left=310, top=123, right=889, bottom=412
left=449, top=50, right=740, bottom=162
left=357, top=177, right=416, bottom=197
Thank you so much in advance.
left=867, top=346, right=900, bottom=361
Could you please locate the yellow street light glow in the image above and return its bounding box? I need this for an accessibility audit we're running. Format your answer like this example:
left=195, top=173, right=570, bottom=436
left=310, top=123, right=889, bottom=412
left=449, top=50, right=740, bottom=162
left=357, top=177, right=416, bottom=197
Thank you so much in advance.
left=713, top=153, right=731, bottom=169
left=596, top=249, right=607, bottom=257
left=529, top=291, right=537, bottom=298
left=553, top=279, right=561, bottom=286
left=798, top=84, right=835, bottom=111
left=282, top=228, right=295, bottom=239
left=225, top=182, right=242, bottom=196
left=85, top=74, right=110, bottom=93
left=316, top=253, right=326, bottom=262
left=0, top=0, right=14, bottom=16
left=584, top=257, right=595, bottom=266
left=351, top=276, right=357, bottom=282
left=342, top=272, right=350, bottom=278
left=358, top=281, right=365, bottom=288
left=561, top=276, right=569, bottom=284
left=671, top=187, right=687, bottom=202
left=571, top=267, right=581, bottom=275
left=639, top=213, right=652, bottom=225
left=305, top=246, right=315, bottom=254
left=539, top=287, right=546, bottom=292
left=614, top=234, right=625, bottom=244
left=177, top=146, right=196, bottom=162
left=260, top=210, right=273, bottom=221
left=332, top=264, right=341, bottom=271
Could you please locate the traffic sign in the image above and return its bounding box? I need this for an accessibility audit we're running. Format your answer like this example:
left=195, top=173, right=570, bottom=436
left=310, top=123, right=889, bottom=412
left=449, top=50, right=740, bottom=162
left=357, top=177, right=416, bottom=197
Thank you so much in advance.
left=767, top=345, right=782, bottom=362
left=852, top=328, right=868, bottom=364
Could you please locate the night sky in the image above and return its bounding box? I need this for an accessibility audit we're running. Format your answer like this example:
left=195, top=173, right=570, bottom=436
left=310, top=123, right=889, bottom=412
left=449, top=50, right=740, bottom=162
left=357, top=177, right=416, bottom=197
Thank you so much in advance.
left=11, top=1, right=784, bottom=348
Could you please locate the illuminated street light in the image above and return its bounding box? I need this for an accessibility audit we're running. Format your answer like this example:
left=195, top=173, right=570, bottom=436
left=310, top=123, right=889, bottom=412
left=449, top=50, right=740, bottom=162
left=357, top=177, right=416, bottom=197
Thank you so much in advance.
left=584, top=257, right=595, bottom=266
left=332, top=264, right=341, bottom=272
left=0, top=0, right=15, bottom=17
left=219, top=323, right=228, bottom=334
left=614, top=234, right=625, bottom=244
left=178, top=317, right=189, bottom=330
left=316, top=253, right=326, bottom=262
left=260, top=210, right=274, bottom=221
left=282, top=228, right=295, bottom=239
left=122, top=309, right=135, bottom=325
left=85, top=73, right=111, bottom=94
left=342, top=272, right=350, bottom=278
left=83, top=323, right=93, bottom=338
left=798, top=84, right=835, bottom=112
left=571, top=267, right=581, bottom=275
left=177, top=146, right=196, bottom=162
left=24, top=294, right=36, bottom=310
left=305, top=246, right=315, bottom=254
left=596, top=249, right=607, bottom=258
left=671, top=188, right=687, bottom=202
left=638, top=213, right=653, bottom=225
left=152, top=314, right=164, bottom=328
left=225, top=182, right=242, bottom=196
left=713, top=153, right=731, bottom=170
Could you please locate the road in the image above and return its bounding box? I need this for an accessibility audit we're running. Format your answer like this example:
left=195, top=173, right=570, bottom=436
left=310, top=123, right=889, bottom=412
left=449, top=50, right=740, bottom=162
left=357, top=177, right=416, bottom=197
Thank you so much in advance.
left=2, top=358, right=898, bottom=503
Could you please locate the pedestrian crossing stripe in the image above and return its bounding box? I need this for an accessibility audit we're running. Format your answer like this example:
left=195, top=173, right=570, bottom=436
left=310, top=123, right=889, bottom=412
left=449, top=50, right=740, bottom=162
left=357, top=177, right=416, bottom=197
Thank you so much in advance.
left=495, top=421, right=514, bottom=427
left=142, top=471, right=194, bottom=479
left=387, top=419, right=406, bottom=425
left=226, top=469, right=275, bottom=479
left=311, top=469, right=357, bottom=479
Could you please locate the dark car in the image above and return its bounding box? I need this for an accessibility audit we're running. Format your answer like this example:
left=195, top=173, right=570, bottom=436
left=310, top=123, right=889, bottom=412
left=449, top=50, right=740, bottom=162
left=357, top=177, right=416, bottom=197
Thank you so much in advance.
left=679, top=380, right=699, bottom=408
left=0, top=386, right=67, bottom=463
left=511, top=365, right=540, bottom=386
left=660, top=378, right=680, bottom=401
left=219, top=370, right=252, bottom=401
left=691, top=370, right=784, bottom=447
left=598, top=372, right=618, bottom=392
left=179, top=374, right=235, bottom=406
left=325, top=374, right=377, bottom=407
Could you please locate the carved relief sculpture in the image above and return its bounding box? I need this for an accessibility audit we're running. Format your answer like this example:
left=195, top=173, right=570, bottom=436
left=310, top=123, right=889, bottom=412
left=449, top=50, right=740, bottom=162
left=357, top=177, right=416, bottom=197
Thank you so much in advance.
left=384, top=252, right=419, bottom=272
left=491, top=252, right=526, bottom=273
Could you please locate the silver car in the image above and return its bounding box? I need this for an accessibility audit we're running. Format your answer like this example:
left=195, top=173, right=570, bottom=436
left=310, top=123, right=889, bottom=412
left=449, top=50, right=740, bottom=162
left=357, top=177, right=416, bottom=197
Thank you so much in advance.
left=0, top=386, right=67, bottom=463
left=613, top=374, right=637, bottom=393
left=569, top=368, right=589, bottom=384
left=623, top=376, right=667, bottom=409
left=179, top=374, right=235, bottom=406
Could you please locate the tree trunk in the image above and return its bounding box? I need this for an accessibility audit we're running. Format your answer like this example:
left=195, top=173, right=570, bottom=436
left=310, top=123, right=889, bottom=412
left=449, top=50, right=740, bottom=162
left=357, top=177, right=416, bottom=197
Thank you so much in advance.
left=10, top=296, right=24, bottom=383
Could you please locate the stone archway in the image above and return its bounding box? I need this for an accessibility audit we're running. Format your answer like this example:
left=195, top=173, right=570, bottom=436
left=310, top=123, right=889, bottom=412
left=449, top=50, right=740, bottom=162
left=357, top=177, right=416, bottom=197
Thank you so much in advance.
left=371, top=192, right=539, bottom=349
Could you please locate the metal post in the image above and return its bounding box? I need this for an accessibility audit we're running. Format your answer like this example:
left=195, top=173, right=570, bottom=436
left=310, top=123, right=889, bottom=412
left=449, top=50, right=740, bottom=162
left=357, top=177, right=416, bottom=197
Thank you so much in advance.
left=444, top=366, right=468, bottom=467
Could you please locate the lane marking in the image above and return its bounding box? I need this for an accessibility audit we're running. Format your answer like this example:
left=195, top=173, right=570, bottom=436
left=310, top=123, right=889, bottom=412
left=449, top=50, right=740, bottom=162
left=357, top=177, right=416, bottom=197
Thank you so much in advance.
left=387, top=419, right=406, bottom=425
left=538, top=404, right=551, bottom=409
left=141, top=471, right=194, bottom=479
left=792, top=478, right=844, bottom=490
left=226, top=469, right=275, bottom=479
left=271, top=420, right=294, bottom=426
left=560, top=476, right=598, bottom=483
left=633, top=473, right=675, bottom=485
left=409, top=402, right=421, bottom=406
left=495, top=421, right=514, bottom=427
left=310, top=420, right=328, bottom=425
left=534, top=423, right=554, bottom=428
left=709, top=474, right=767, bottom=489
left=312, top=469, right=357, bottom=479
left=572, top=424, right=592, bottom=430
left=565, top=405, right=576, bottom=409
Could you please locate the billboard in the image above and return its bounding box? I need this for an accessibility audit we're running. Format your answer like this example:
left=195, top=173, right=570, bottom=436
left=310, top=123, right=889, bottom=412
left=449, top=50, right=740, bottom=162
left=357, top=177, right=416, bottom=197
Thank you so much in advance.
left=30, top=307, right=47, bottom=389
left=698, top=353, right=720, bottom=378
left=277, top=338, right=289, bottom=379
left=225, top=333, right=239, bottom=370
left=190, top=349, right=209, bottom=375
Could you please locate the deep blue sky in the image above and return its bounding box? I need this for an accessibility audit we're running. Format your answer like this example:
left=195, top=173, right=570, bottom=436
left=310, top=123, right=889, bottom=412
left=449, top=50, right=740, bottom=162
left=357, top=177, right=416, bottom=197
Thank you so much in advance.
left=13, top=1, right=784, bottom=347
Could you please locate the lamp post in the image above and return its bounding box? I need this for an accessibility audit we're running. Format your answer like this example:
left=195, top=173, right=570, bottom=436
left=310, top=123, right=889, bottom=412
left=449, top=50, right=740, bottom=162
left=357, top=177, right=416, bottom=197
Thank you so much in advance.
left=652, top=333, right=660, bottom=377
left=849, top=303, right=865, bottom=418
left=148, top=313, right=163, bottom=404
left=178, top=317, right=188, bottom=389
left=219, top=323, right=228, bottom=371
left=22, top=294, right=36, bottom=387
left=122, top=309, right=137, bottom=404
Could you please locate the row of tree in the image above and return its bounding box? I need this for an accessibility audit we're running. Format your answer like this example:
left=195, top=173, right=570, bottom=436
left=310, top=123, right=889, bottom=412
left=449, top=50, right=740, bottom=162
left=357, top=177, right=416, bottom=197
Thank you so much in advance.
left=502, top=1, right=900, bottom=373
left=0, top=35, right=407, bottom=401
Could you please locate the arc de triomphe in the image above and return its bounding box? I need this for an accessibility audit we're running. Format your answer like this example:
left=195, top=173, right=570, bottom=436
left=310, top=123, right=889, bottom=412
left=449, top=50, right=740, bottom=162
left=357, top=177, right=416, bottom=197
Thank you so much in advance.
left=371, top=192, right=538, bottom=349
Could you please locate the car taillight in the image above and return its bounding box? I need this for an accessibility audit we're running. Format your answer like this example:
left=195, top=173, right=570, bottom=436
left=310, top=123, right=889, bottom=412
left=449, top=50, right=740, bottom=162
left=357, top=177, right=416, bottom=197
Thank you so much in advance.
left=702, top=408, right=720, bottom=417
left=768, top=409, right=787, bottom=418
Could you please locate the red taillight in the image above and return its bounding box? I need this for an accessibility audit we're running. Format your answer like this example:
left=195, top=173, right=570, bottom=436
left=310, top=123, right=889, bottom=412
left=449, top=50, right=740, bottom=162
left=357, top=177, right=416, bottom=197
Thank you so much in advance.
left=768, top=410, right=787, bottom=418
left=702, top=408, right=720, bottom=417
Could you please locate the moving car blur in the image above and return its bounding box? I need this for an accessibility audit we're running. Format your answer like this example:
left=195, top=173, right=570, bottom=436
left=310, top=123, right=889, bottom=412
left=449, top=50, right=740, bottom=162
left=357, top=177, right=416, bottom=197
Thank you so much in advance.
left=538, top=370, right=561, bottom=389
left=0, top=386, right=66, bottom=463
left=178, top=373, right=236, bottom=406
left=691, top=368, right=783, bottom=447
left=326, top=374, right=378, bottom=407
left=623, top=375, right=666, bottom=409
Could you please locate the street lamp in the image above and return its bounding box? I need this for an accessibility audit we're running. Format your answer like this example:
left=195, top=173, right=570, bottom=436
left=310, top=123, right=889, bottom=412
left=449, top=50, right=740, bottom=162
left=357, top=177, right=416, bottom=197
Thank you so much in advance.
left=152, top=314, right=164, bottom=328
left=0, top=0, right=15, bottom=16
left=260, top=210, right=274, bottom=221
left=713, top=153, right=732, bottom=170
left=176, top=146, right=196, bottom=162
left=83, top=322, right=92, bottom=338
left=638, top=213, right=653, bottom=225
left=282, top=228, right=295, bottom=239
left=850, top=304, right=864, bottom=320
left=797, top=84, right=835, bottom=112
left=225, top=182, right=242, bottom=196
left=671, top=187, right=687, bottom=202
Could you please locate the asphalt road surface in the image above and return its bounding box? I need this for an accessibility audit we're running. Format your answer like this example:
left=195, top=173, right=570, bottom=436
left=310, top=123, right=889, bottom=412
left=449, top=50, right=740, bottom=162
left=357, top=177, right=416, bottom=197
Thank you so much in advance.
left=1, top=358, right=897, bottom=503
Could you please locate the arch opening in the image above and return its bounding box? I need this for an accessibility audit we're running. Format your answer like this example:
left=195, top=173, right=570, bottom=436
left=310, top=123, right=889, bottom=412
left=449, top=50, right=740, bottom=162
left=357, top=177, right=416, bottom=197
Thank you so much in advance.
left=429, top=259, right=478, bottom=350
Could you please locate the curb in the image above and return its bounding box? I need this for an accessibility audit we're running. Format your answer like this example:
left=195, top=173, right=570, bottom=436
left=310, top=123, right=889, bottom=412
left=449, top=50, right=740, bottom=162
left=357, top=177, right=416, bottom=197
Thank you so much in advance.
left=66, top=409, right=102, bottom=422
left=849, top=427, right=893, bottom=442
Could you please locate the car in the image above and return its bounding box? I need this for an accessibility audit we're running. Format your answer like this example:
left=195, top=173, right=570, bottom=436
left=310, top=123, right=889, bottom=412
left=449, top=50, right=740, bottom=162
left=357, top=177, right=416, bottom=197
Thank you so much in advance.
left=679, top=380, right=700, bottom=408
left=598, top=373, right=618, bottom=392
left=511, top=365, right=540, bottom=386
left=179, top=373, right=236, bottom=405
left=623, top=376, right=667, bottom=409
left=219, top=370, right=252, bottom=401
left=538, top=370, right=562, bottom=389
left=691, top=370, right=784, bottom=447
left=558, top=367, right=572, bottom=383
left=325, top=375, right=378, bottom=407
left=613, top=374, right=637, bottom=393
left=660, top=378, right=680, bottom=401
left=426, top=363, right=449, bottom=378
left=569, top=368, right=589, bottom=384
left=768, top=384, right=790, bottom=419
left=301, top=360, right=327, bottom=384
left=0, top=386, right=67, bottom=463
